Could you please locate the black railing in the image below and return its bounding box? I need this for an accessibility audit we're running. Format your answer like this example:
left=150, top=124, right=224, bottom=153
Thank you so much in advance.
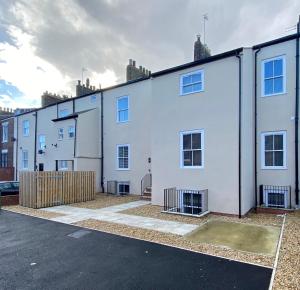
left=259, top=185, right=291, bottom=209
left=164, top=188, right=208, bottom=216
left=141, top=173, right=152, bottom=195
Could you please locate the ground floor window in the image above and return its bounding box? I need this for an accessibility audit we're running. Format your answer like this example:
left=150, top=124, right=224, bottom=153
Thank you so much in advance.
left=180, top=129, right=204, bottom=168
left=261, top=131, right=286, bottom=169
left=22, top=150, right=28, bottom=169
left=117, top=144, right=130, bottom=170
left=57, top=160, right=68, bottom=171
left=1, top=149, right=8, bottom=167
left=118, top=182, right=130, bottom=195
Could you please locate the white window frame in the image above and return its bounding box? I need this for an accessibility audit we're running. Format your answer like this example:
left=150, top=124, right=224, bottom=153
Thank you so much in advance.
left=57, top=160, right=68, bottom=171
left=180, top=69, right=204, bottom=96
left=116, top=96, right=129, bottom=123
left=180, top=129, right=204, bottom=169
left=39, top=134, right=46, bottom=150
left=59, top=109, right=69, bottom=118
left=22, top=150, right=28, bottom=170
left=116, top=144, right=130, bottom=170
left=58, top=128, right=64, bottom=140
left=23, top=120, right=29, bottom=137
left=2, top=122, right=8, bottom=143
left=68, top=126, right=75, bottom=138
left=261, top=131, right=287, bottom=170
left=1, top=149, right=8, bottom=167
left=261, top=55, right=286, bottom=97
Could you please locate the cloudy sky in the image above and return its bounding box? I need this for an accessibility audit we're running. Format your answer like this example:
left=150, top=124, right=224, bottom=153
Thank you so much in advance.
left=0, top=0, right=299, bottom=108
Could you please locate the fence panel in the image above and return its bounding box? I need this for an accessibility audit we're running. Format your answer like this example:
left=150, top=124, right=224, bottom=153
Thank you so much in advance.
left=19, top=171, right=95, bottom=208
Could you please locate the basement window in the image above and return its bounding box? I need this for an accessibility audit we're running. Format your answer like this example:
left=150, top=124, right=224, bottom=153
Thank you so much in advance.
left=180, top=70, right=204, bottom=95
left=118, top=182, right=130, bottom=195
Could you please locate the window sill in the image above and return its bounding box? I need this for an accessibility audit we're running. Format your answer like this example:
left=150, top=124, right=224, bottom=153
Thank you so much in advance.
left=116, top=168, right=130, bottom=171
left=180, top=90, right=204, bottom=96
left=261, top=91, right=286, bottom=98
left=261, top=166, right=287, bottom=170
left=117, top=120, right=129, bottom=124
left=180, top=166, right=204, bottom=169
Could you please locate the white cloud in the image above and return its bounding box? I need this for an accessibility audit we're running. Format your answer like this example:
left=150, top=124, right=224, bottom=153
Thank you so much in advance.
left=0, top=25, right=117, bottom=108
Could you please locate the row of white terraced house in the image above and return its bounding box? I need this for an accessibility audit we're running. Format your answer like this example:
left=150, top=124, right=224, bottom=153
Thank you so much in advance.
left=11, top=27, right=300, bottom=217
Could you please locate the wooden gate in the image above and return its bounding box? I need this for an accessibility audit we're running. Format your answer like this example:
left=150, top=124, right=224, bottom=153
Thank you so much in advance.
left=19, top=171, right=95, bottom=208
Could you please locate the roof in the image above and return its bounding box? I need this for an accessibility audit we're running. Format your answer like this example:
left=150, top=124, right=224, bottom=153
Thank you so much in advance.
left=14, top=32, right=298, bottom=118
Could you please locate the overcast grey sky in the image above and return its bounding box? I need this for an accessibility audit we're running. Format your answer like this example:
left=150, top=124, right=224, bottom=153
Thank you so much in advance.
left=0, top=0, right=299, bottom=108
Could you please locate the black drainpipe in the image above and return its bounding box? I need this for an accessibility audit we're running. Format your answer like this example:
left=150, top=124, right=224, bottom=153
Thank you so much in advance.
left=34, top=111, right=37, bottom=171
left=100, top=91, right=104, bottom=193
left=254, top=48, right=261, bottom=210
left=295, top=17, right=300, bottom=206
left=236, top=53, right=242, bottom=218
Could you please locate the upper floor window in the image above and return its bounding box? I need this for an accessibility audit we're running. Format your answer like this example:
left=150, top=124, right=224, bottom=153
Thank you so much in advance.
left=180, top=130, right=204, bottom=168
left=117, top=96, right=129, bottom=123
left=2, top=122, right=8, bottom=143
left=22, top=150, right=28, bottom=169
left=117, top=144, right=130, bottom=170
left=261, top=131, right=286, bottom=169
left=262, top=56, right=286, bottom=97
left=1, top=149, right=8, bottom=167
left=68, top=126, right=75, bottom=138
left=90, top=95, right=97, bottom=103
left=59, top=109, right=69, bottom=118
left=23, top=120, right=29, bottom=136
left=39, top=135, right=46, bottom=150
left=180, top=70, right=204, bottom=95
left=58, top=128, right=64, bottom=140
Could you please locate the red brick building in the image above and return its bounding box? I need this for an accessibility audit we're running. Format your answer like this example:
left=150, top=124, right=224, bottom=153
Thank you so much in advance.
left=0, top=113, right=15, bottom=181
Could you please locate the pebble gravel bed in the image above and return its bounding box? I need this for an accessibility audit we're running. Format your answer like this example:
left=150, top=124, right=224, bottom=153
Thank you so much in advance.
left=2, top=205, right=64, bottom=219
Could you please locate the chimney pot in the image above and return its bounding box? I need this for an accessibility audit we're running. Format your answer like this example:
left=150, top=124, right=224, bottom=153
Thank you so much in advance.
left=133, top=60, right=136, bottom=67
left=78, top=80, right=81, bottom=85
left=129, top=59, right=133, bottom=65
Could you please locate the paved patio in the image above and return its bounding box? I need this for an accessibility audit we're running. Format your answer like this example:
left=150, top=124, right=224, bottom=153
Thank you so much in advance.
left=41, top=201, right=199, bottom=236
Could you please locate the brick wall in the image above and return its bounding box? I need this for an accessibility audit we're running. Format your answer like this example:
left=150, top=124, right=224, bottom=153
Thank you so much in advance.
left=0, top=167, right=14, bottom=181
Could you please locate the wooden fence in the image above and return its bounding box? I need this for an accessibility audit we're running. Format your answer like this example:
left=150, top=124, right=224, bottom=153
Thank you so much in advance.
left=19, top=171, right=95, bottom=208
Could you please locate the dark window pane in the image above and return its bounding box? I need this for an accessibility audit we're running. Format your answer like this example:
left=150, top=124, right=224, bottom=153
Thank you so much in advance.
left=183, top=192, right=191, bottom=205
left=274, top=135, right=283, bottom=150
left=265, top=152, right=273, bottom=166
left=183, top=134, right=191, bottom=150
left=123, top=146, right=128, bottom=157
left=274, top=77, right=283, bottom=93
left=192, top=193, right=202, bottom=207
left=192, top=133, right=201, bottom=149
left=183, top=151, right=192, bottom=166
left=193, top=150, right=202, bottom=166
left=265, top=135, right=273, bottom=150
left=264, top=61, right=274, bottom=78
left=264, top=79, right=273, bottom=95
left=119, top=158, right=124, bottom=168
left=123, top=158, right=128, bottom=168
left=274, top=151, right=284, bottom=166
left=274, top=59, right=283, bottom=76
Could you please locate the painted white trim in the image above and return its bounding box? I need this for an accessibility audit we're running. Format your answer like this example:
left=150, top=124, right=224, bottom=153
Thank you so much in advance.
left=261, top=55, right=286, bottom=97
left=116, top=95, right=129, bottom=123
left=180, top=69, right=204, bottom=96
left=261, top=131, right=287, bottom=170
left=116, top=144, right=130, bottom=170
left=180, top=129, right=204, bottom=169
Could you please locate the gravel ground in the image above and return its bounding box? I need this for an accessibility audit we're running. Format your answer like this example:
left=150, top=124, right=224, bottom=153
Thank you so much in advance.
left=75, top=218, right=274, bottom=267
left=273, top=211, right=300, bottom=290
left=2, top=205, right=64, bottom=219
left=70, top=193, right=140, bottom=209
left=120, top=204, right=283, bottom=227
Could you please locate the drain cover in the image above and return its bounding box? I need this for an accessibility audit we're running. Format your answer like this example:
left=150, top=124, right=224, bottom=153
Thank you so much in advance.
left=68, top=230, right=91, bottom=239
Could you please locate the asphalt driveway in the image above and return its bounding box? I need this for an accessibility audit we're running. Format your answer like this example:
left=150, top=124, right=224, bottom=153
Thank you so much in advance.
left=0, top=210, right=272, bottom=290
